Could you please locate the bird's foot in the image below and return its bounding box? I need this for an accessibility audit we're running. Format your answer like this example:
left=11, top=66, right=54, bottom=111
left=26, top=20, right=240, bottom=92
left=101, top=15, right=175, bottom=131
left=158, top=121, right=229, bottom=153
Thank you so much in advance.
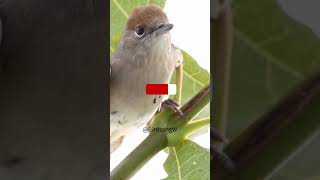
left=161, top=99, right=183, bottom=116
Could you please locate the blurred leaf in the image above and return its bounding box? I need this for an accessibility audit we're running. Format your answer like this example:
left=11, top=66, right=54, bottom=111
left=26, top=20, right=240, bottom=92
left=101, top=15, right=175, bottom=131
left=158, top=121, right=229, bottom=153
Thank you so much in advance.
left=233, top=0, right=320, bottom=75
left=163, top=140, right=210, bottom=180
left=228, top=0, right=320, bottom=140
left=226, top=0, right=320, bottom=179
left=304, top=176, right=320, bottom=180
left=229, top=0, right=320, bottom=137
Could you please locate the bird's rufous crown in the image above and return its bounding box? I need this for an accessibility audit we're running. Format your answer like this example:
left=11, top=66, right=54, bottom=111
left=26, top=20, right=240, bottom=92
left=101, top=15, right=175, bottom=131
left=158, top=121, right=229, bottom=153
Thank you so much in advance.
left=126, top=5, right=168, bottom=30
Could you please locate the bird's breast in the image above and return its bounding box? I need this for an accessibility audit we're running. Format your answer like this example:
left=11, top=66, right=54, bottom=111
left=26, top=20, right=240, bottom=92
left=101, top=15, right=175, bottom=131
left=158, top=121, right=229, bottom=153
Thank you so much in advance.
left=110, top=36, right=176, bottom=142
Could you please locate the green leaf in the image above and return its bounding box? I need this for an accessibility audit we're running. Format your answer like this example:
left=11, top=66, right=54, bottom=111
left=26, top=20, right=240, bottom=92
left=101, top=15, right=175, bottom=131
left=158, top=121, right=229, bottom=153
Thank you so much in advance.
left=171, top=51, right=210, bottom=120
left=233, top=0, right=320, bottom=76
left=163, top=140, right=210, bottom=180
left=304, top=176, right=320, bottom=180
left=225, top=0, right=320, bottom=179
left=228, top=0, right=320, bottom=142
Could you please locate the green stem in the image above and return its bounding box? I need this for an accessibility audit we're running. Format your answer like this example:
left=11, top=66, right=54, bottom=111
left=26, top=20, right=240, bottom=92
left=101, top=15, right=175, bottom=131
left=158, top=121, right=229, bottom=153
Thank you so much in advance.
left=169, top=85, right=210, bottom=128
left=183, top=118, right=210, bottom=137
left=111, top=133, right=167, bottom=180
left=167, top=118, right=210, bottom=146
left=212, top=3, right=233, bottom=150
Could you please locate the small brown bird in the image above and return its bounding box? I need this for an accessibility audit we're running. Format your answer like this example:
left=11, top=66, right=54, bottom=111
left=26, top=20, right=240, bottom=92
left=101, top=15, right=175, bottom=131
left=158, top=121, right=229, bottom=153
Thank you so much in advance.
left=110, top=5, right=183, bottom=152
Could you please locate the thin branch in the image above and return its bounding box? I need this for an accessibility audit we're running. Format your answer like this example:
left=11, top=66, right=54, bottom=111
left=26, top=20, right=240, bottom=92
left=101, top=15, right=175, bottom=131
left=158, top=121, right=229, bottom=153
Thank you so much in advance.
left=169, top=85, right=210, bottom=127
left=212, top=2, right=233, bottom=150
left=183, top=118, right=210, bottom=137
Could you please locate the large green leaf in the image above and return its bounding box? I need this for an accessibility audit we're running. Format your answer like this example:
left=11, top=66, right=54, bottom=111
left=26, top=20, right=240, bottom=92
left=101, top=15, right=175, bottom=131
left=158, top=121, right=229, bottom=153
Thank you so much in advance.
left=163, top=140, right=210, bottom=180
left=226, top=0, right=320, bottom=179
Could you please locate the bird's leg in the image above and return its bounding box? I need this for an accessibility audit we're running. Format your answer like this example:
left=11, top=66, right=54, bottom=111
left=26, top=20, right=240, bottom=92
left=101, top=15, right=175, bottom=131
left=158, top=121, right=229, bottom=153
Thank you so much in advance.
left=160, top=59, right=184, bottom=116
left=160, top=44, right=185, bottom=113
left=151, top=43, right=185, bottom=117
left=211, top=127, right=235, bottom=171
left=173, top=63, right=183, bottom=104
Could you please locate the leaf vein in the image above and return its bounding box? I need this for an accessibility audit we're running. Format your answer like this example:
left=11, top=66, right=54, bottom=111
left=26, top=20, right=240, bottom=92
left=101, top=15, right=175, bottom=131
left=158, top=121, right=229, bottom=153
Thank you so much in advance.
left=179, top=152, right=206, bottom=168
left=112, top=0, right=129, bottom=18
left=234, top=29, right=303, bottom=79
left=184, top=71, right=206, bottom=87
left=173, top=147, right=182, bottom=180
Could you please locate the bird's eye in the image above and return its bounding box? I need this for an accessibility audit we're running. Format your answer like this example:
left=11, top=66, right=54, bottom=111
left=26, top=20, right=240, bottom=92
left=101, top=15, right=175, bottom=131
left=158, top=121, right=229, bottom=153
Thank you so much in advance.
left=135, top=26, right=146, bottom=37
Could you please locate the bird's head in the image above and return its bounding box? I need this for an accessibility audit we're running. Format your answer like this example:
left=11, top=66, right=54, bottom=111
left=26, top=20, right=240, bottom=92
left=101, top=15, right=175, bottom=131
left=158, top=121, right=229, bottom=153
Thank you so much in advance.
left=126, top=5, right=173, bottom=41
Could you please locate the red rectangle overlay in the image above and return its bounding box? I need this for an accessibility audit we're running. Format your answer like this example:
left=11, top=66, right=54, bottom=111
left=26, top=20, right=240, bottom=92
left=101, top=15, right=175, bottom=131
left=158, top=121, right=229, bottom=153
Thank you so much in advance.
left=146, top=84, right=168, bottom=95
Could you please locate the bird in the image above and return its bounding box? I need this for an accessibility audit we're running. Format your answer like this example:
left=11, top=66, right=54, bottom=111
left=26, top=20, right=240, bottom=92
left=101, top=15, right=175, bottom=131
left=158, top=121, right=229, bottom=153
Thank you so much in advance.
left=110, top=5, right=183, bottom=153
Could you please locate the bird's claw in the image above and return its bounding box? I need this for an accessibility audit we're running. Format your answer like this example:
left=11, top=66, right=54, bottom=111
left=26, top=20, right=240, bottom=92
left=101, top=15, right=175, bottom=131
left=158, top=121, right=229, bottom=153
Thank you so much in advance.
left=161, top=99, right=183, bottom=116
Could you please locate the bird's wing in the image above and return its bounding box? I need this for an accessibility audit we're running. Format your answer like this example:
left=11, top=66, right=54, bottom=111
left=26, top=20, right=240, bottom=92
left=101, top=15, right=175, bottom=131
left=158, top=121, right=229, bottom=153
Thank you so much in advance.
left=110, top=53, right=129, bottom=80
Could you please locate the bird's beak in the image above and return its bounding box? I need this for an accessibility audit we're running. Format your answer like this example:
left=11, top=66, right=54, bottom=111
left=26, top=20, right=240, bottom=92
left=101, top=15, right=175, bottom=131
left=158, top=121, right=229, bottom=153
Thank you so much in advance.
left=155, top=23, right=174, bottom=36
